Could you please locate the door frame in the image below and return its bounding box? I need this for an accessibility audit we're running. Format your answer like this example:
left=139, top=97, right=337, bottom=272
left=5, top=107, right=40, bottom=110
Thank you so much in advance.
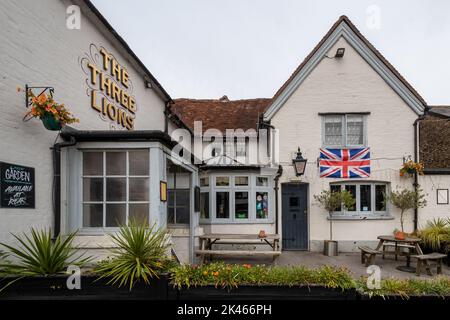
left=281, top=182, right=310, bottom=251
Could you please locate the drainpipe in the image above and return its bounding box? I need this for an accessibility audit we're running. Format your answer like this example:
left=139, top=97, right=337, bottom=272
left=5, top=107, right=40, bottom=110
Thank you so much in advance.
left=413, top=112, right=427, bottom=232
left=51, top=136, right=76, bottom=239
left=274, top=165, right=283, bottom=235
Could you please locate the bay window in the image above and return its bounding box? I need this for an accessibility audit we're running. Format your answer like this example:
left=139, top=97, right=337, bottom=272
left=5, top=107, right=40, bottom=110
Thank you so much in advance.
left=200, top=174, right=273, bottom=223
left=329, top=182, right=389, bottom=217
left=82, top=150, right=150, bottom=228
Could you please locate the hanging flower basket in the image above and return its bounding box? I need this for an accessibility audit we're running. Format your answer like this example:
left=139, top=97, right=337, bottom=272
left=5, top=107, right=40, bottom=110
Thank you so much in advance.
left=41, top=113, right=62, bottom=131
left=399, top=160, right=424, bottom=177
left=22, top=88, right=79, bottom=131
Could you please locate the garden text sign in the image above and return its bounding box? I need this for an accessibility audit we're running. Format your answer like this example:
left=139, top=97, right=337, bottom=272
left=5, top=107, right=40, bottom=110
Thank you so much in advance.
left=80, top=44, right=137, bottom=130
left=0, top=162, right=35, bottom=208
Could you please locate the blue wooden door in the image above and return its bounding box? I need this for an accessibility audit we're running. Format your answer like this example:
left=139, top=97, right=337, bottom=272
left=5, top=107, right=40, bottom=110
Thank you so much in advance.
left=282, top=183, right=308, bottom=250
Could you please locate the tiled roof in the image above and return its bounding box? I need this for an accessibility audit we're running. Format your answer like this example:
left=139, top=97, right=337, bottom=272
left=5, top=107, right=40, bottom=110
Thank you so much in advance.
left=419, top=115, right=450, bottom=170
left=169, top=97, right=272, bottom=133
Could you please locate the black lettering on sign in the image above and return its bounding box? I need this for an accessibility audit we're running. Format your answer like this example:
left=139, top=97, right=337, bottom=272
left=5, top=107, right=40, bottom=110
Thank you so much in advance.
left=0, top=162, right=35, bottom=208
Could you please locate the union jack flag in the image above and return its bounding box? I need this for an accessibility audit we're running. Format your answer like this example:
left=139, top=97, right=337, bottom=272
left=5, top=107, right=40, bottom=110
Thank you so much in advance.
left=319, top=148, right=370, bottom=178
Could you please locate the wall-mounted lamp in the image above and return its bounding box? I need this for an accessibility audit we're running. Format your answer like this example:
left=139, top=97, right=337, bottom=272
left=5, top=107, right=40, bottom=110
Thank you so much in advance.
left=292, top=148, right=307, bottom=176
left=335, top=47, right=345, bottom=58
left=145, top=80, right=153, bottom=89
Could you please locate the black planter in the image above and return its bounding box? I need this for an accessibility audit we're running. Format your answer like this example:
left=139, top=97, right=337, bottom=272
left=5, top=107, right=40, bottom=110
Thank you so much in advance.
left=175, top=285, right=356, bottom=300
left=0, top=274, right=169, bottom=300
left=358, top=292, right=450, bottom=301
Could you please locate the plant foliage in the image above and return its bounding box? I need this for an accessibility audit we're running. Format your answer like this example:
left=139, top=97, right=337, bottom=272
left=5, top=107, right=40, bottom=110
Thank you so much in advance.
left=389, top=187, right=427, bottom=232
left=419, top=218, right=450, bottom=252
left=95, top=220, right=172, bottom=290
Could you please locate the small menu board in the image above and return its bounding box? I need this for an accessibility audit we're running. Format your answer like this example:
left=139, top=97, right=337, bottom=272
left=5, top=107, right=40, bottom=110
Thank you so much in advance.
left=0, top=162, right=35, bottom=208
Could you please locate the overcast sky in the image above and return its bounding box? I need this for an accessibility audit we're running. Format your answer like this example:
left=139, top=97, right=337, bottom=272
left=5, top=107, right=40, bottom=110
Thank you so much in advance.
left=91, top=0, right=450, bottom=105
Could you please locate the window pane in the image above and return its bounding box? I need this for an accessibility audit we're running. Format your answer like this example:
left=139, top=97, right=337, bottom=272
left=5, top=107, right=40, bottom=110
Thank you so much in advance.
left=200, top=192, right=209, bottom=219
left=235, top=192, right=249, bottom=219
left=216, top=176, right=229, bottom=186
left=235, top=176, right=248, bottom=186
left=345, top=185, right=356, bottom=211
left=129, top=178, right=149, bottom=201
left=256, top=192, right=269, bottom=219
left=256, top=177, right=268, bottom=187
left=83, top=204, right=103, bottom=227
left=216, top=192, right=229, bottom=218
left=129, top=150, right=149, bottom=175
left=83, top=152, right=103, bottom=175
left=347, top=115, right=364, bottom=145
left=129, top=203, right=149, bottom=225
left=375, top=185, right=386, bottom=211
left=200, top=177, right=209, bottom=187
left=175, top=205, right=190, bottom=224
left=106, top=178, right=126, bottom=201
left=167, top=205, right=175, bottom=224
left=106, top=204, right=126, bottom=227
left=106, top=152, right=126, bottom=175
left=324, top=116, right=343, bottom=146
left=360, top=185, right=372, bottom=212
left=83, top=178, right=103, bottom=201
left=330, top=185, right=341, bottom=212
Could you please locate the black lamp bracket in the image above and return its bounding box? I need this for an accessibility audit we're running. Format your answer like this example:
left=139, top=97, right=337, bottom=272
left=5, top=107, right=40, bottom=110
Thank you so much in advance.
left=25, top=84, right=55, bottom=109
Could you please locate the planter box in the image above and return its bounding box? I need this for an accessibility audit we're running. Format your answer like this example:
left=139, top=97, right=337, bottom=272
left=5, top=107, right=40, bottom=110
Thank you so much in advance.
left=358, top=292, right=450, bottom=301
left=175, top=285, right=356, bottom=300
left=0, top=274, right=169, bottom=300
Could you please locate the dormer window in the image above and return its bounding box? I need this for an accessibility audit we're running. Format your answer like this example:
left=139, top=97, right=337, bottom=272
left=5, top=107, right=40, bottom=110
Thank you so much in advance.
left=321, top=113, right=368, bottom=147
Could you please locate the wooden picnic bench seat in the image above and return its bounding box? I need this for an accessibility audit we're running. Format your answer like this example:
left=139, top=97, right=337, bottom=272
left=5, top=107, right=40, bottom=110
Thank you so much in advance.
left=359, top=246, right=382, bottom=267
left=411, top=253, right=446, bottom=276
left=195, top=249, right=281, bottom=264
left=382, top=243, right=415, bottom=260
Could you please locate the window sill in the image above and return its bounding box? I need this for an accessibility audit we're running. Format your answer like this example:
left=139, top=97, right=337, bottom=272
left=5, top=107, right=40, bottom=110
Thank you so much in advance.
left=327, top=215, right=393, bottom=221
left=200, top=219, right=274, bottom=225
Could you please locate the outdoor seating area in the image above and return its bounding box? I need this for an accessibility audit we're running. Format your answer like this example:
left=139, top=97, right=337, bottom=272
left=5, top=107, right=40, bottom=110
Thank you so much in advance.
left=358, top=235, right=447, bottom=277
left=196, top=233, right=281, bottom=264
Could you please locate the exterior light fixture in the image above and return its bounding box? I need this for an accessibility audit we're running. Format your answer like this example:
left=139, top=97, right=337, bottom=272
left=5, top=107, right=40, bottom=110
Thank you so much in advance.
left=335, top=47, right=345, bottom=58
left=145, top=80, right=152, bottom=89
left=292, top=147, right=307, bottom=176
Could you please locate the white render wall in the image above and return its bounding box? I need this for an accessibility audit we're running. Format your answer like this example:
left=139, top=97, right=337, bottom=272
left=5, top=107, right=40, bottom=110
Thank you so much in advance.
left=0, top=0, right=169, bottom=247
left=271, top=37, right=424, bottom=251
left=417, top=175, right=450, bottom=228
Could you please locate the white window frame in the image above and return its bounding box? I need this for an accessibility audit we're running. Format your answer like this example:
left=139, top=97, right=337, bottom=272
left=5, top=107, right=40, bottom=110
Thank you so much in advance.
left=199, top=173, right=273, bottom=224
left=322, top=114, right=367, bottom=148
left=329, top=181, right=390, bottom=218
left=81, top=149, right=150, bottom=231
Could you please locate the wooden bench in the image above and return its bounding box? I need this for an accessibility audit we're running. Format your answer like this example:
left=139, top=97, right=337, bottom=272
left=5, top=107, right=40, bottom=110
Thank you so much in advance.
left=411, top=253, right=446, bottom=276
left=359, top=246, right=382, bottom=267
left=195, top=250, right=281, bottom=263
left=382, top=243, right=415, bottom=260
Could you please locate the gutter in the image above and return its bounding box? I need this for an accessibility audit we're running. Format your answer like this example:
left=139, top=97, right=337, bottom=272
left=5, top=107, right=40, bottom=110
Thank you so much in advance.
left=274, top=165, right=283, bottom=236
left=413, top=111, right=427, bottom=231
left=51, top=135, right=77, bottom=239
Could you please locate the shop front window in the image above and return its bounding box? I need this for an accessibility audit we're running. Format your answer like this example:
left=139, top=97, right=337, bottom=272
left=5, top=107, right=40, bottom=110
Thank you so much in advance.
left=167, top=161, right=191, bottom=225
left=82, top=150, right=149, bottom=228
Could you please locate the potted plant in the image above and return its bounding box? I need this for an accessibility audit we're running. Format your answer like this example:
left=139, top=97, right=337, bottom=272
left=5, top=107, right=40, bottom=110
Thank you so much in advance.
left=418, top=218, right=450, bottom=265
left=314, top=189, right=355, bottom=256
left=399, top=160, right=424, bottom=177
left=388, top=187, right=427, bottom=239
left=23, top=89, right=79, bottom=130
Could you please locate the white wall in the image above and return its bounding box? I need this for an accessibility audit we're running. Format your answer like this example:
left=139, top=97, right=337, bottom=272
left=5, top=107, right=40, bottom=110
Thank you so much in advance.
left=0, top=0, right=168, bottom=246
left=271, top=37, right=421, bottom=251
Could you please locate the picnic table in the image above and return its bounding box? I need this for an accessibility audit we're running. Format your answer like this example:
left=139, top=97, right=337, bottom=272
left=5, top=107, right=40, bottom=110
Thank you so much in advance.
left=196, top=233, right=281, bottom=264
left=375, top=235, right=423, bottom=272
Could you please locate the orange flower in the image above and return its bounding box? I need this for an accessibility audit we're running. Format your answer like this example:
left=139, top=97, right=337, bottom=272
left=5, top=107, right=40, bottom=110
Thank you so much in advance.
left=212, top=271, right=219, bottom=277
left=37, top=94, right=47, bottom=105
left=243, top=264, right=252, bottom=269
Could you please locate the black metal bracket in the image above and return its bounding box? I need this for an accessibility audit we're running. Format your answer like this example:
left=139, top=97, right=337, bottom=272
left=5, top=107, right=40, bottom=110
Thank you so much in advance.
left=25, top=84, right=54, bottom=108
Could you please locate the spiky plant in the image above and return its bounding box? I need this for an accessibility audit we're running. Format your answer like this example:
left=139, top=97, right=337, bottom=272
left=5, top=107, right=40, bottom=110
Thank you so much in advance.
left=0, top=228, right=89, bottom=276
left=95, top=220, right=171, bottom=290
left=419, top=218, right=450, bottom=251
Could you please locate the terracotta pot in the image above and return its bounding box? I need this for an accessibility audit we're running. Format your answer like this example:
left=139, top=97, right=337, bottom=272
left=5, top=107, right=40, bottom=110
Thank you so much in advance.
left=258, top=230, right=267, bottom=238
left=394, top=231, right=406, bottom=240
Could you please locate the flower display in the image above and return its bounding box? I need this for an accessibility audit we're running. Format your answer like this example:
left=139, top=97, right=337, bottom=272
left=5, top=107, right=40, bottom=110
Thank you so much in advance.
left=24, top=89, right=79, bottom=127
left=399, top=160, right=424, bottom=177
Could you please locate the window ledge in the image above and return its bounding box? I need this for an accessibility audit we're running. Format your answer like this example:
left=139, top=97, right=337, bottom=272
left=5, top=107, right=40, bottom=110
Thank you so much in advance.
left=327, top=215, right=394, bottom=221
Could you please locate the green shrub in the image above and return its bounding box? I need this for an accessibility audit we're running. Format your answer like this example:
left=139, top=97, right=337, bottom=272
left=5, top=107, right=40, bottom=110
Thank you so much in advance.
left=170, top=263, right=356, bottom=291
left=95, top=220, right=172, bottom=290
left=0, top=228, right=89, bottom=276
left=419, top=218, right=450, bottom=252
left=357, top=276, right=450, bottom=299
